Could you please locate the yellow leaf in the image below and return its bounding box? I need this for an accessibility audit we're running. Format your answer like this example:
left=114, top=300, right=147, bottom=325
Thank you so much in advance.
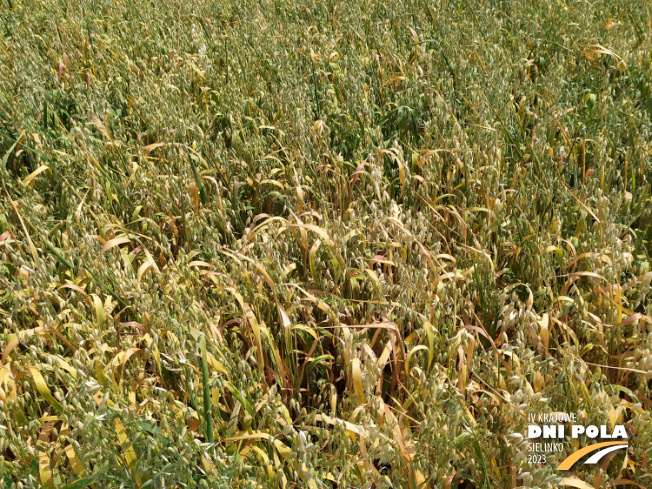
left=207, top=352, right=230, bottom=378
left=414, top=468, right=426, bottom=488
left=91, top=115, right=112, bottom=139
left=91, top=294, right=105, bottom=328
left=39, top=449, right=55, bottom=489
left=111, top=347, right=142, bottom=369
left=365, top=268, right=383, bottom=298
left=314, top=413, right=367, bottom=438
left=65, top=443, right=96, bottom=489
left=254, top=263, right=275, bottom=288
left=0, top=365, right=17, bottom=400
left=562, top=476, right=595, bottom=489
left=186, top=412, right=200, bottom=432
left=273, top=439, right=293, bottom=461
left=309, top=238, right=321, bottom=283
left=101, top=236, right=131, bottom=254
left=352, top=358, right=365, bottom=405
left=137, top=260, right=154, bottom=281
left=141, top=142, right=166, bottom=152
left=226, top=287, right=264, bottom=374
left=569, top=271, right=607, bottom=281
left=608, top=405, right=617, bottom=430
left=28, top=367, right=64, bottom=414
left=115, top=418, right=143, bottom=487
left=53, top=356, right=78, bottom=380
left=21, top=164, right=51, bottom=187
left=612, top=480, right=646, bottom=489
left=538, top=313, right=550, bottom=351
left=7, top=197, right=39, bottom=265
left=295, top=223, right=335, bottom=247
left=58, top=283, right=88, bottom=296
left=291, top=323, right=318, bottom=341
left=1, top=334, right=19, bottom=364
left=278, top=302, right=292, bottom=331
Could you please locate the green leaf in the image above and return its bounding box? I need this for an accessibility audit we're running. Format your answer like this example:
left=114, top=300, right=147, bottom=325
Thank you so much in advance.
left=61, top=477, right=99, bottom=489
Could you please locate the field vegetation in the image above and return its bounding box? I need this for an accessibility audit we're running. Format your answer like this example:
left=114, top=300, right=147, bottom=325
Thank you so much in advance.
left=0, top=0, right=651, bottom=487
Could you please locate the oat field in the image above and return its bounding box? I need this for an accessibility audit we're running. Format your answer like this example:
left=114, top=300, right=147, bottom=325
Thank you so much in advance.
left=0, top=0, right=651, bottom=487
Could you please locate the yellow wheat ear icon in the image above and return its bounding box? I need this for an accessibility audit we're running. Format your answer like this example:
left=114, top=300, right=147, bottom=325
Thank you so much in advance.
left=556, top=442, right=628, bottom=470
